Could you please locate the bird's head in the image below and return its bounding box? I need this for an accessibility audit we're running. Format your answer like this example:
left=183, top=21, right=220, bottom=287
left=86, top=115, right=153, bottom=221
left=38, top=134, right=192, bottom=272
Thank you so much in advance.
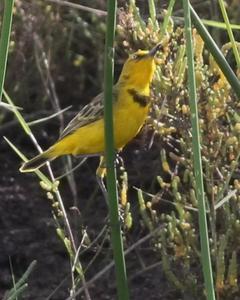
left=118, top=43, right=162, bottom=90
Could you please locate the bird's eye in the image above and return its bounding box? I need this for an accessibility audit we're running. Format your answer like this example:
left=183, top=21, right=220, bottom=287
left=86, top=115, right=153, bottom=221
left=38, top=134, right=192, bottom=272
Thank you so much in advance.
left=131, top=54, right=138, bottom=60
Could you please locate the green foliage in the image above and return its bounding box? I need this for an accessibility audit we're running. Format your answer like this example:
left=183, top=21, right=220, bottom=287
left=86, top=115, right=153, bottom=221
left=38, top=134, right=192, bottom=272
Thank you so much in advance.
left=117, top=1, right=240, bottom=299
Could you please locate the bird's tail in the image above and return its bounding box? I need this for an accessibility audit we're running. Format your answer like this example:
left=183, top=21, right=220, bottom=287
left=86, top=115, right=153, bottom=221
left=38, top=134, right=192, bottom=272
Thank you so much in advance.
left=20, top=148, right=56, bottom=173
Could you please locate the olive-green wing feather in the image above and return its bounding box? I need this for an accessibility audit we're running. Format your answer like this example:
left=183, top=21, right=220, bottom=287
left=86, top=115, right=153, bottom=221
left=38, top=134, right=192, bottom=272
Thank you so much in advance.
left=59, top=86, right=118, bottom=139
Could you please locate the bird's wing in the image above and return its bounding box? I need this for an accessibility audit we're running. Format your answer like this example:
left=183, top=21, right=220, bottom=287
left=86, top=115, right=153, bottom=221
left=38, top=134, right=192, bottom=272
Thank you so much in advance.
left=59, top=86, right=118, bottom=139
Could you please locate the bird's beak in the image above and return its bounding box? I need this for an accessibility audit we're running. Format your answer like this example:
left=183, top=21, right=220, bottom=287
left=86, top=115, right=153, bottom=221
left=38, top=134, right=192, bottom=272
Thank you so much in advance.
left=149, top=43, right=162, bottom=57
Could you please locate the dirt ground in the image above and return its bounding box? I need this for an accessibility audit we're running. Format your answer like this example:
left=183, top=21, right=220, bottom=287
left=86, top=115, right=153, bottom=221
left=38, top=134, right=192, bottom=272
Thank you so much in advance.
left=0, top=128, right=181, bottom=299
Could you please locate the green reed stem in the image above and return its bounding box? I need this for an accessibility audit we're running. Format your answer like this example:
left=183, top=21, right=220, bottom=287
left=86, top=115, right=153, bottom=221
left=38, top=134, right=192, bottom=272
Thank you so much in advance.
left=0, top=0, right=14, bottom=102
left=183, top=1, right=216, bottom=300
left=103, top=1, right=129, bottom=299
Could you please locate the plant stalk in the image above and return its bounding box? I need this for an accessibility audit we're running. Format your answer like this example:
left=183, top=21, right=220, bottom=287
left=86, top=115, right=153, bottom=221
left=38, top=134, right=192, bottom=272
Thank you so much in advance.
left=183, top=1, right=216, bottom=300
left=0, top=0, right=14, bottom=102
left=103, top=1, right=129, bottom=299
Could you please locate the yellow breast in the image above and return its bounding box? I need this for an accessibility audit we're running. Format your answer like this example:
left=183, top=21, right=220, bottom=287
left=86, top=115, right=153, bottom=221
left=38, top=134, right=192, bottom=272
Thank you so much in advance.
left=113, top=87, right=150, bottom=149
left=52, top=87, right=150, bottom=156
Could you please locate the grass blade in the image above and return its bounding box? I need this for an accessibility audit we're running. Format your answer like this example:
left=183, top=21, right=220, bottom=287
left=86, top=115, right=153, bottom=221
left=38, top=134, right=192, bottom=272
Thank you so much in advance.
left=183, top=1, right=215, bottom=299
left=173, top=16, right=240, bottom=30
left=161, top=0, right=176, bottom=37
left=218, top=0, right=240, bottom=68
left=148, top=0, right=157, bottom=25
left=28, top=105, right=72, bottom=126
left=4, top=284, right=28, bottom=300
left=190, top=4, right=240, bottom=99
left=202, top=19, right=240, bottom=30
left=4, top=137, right=53, bottom=186
left=103, top=1, right=129, bottom=299
left=3, top=260, right=36, bottom=300
left=3, top=90, right=31, bottom=135
left=0, top=101, right=22, bottom=111
left=0, top=0, right=14, bottom=102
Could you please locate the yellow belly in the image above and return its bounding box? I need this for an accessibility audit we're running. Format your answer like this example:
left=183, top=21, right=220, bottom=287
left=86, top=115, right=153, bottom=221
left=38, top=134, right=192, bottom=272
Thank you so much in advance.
left=52, top=101, right=149, bottom=157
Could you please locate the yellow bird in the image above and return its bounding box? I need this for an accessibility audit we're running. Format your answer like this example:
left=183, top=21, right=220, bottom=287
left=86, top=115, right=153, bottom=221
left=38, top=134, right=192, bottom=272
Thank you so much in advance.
left=20, top=44, right=161, bottom=175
